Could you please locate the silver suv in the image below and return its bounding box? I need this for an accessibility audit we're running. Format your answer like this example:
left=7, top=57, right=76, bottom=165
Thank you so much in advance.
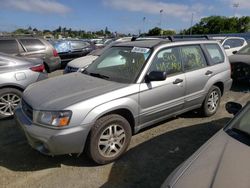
left=15, top=38, right=232, bottom=164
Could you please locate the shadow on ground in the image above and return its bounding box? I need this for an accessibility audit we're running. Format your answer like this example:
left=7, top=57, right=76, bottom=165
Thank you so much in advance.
left=101, top=117, right=231, bottom=188
left=231, top=80, right=250, bottom=93
left=0, top=118, right=95, bottom=171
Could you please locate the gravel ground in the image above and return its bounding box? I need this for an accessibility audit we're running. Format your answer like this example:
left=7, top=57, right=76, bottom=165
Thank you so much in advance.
left=0, top=71, right=249, bottom=188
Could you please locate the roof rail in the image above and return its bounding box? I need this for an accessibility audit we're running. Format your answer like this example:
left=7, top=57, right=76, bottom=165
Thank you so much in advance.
left=132, top=34, right=211, bottom=42
left=0, top=34, right=40, bottom=38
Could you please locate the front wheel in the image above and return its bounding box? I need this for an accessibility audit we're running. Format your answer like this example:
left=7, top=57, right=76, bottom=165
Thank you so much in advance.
left=87, top=114, right=132, bottom=164
left=0, top=88, right=22, bottom=119
left=202, top=86, right=221, bottom=117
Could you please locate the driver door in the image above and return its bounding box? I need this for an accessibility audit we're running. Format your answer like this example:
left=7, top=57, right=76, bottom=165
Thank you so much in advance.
left=139, top=47, right=186, bottom=127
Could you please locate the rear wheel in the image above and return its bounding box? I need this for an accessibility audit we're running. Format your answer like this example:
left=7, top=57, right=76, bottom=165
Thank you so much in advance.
left=202, top=86, right=221, bottom=117
left=0, top=88, right=22, bottom=119
left=87, top=114, right=132, bottom=164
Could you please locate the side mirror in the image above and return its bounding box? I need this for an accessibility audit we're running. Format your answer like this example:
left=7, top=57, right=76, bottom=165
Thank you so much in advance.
left=146, top=71, right=167, bottom=82
left=226, top=102, right=242, bottom=115
left=223, top=45, right=231, bottom=50
left=232, top=50, right=238, bottom=54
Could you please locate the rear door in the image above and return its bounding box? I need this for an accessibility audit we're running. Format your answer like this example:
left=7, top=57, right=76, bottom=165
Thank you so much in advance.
left=139, top=46, right=185, bottom=127
left=180, top=45, right=212, bottom=108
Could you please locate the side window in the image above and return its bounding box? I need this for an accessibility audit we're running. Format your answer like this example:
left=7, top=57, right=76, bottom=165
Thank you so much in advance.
left=149, top=47, right=182, bottom=76
left=223, top=39, right=244, bottom=48
left=0, top=40, right=19, bottom=54
left=180, top=45, right=207, bottom=71
left=204, top=44, right=224, bottom=65
left=19, top=39, right=45, bottom=52
left=71, top=41, right=89, bottom=50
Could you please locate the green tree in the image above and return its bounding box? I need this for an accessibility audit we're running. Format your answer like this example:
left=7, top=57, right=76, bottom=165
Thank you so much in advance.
left=148, top=27, right=161, bottom=35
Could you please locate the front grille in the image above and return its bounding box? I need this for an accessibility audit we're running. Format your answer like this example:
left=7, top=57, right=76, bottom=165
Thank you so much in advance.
left=21, top=100, right=33, bottom=120
left=65, top=66, right=79, bottom=73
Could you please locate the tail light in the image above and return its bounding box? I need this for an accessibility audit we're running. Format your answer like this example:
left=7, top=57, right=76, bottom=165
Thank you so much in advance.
left=53, top=49, right=59, bottom=57
left=30, top=64, right=45, bottom=72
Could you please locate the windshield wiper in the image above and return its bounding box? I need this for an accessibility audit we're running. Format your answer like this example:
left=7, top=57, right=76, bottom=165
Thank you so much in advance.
left=89, top=72, right=110, bottom=80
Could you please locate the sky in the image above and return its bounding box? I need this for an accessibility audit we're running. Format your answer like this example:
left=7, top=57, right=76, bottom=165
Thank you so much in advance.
left=0, top=0, right=250, bottom=34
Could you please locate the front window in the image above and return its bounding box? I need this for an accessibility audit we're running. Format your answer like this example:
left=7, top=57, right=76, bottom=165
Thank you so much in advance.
left=84, top=46, right=151, bottom=83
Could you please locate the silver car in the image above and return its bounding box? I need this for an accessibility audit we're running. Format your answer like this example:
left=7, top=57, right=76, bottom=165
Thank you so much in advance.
left=161, top=101, right=249, bottom=188
left=0, top=52, right=47, bottom=119
left=15, top=39, right=232, bottom=164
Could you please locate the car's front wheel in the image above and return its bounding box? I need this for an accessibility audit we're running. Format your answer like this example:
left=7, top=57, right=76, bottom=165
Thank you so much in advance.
left=87, top=114, right=132, bottom=164
left=0, top=88, right=22, bottom=119
left=202, top=86, right=221, bottom=117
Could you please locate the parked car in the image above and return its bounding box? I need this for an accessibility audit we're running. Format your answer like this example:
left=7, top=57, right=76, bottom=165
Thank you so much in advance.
left=229, top=44, right=250, bottom=82
left=64, top=38, right=133, bottom=74
left=0, top=36, right=61, bottom=73
left=161, top=101, right=250, bottom=188
left=0, top=52, right=47, bottom=119
left=15, top=38, right=232, bottom=164
left=212, top=36, right=247, bottom=56
left=53, top=39, right=95, bottom=67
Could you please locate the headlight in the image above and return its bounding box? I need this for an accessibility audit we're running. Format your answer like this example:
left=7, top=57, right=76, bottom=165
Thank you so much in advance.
left=34, top=110, right=72, bottom=127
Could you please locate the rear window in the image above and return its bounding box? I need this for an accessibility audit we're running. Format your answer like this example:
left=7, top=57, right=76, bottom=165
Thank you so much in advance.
left=0, top=39, right=19, bottom=54
left=204, top=44, right=224, bottom=65
left=19, top=39, right=46, bottom=52
left=223, top=39, right=244, bottom=48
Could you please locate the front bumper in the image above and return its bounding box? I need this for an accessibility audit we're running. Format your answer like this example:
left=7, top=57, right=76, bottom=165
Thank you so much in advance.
left=15, top=106, right=91, bottom=156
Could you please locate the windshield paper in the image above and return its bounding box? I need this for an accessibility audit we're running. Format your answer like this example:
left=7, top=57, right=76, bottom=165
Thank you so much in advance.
left=131, top=47, right=150, bottom=54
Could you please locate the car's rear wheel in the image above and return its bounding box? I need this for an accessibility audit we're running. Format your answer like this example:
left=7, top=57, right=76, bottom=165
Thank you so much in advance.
left=202, top=86, right=221, bottom=117
left=0, top=88, right=22, bottom=119
left=87, top=114, right=132, bottom=164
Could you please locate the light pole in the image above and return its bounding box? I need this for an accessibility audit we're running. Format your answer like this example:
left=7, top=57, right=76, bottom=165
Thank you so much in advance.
left=143, top=17, right=146, bottom=35
left=160, top=9, right=163, bottom=35
left=233, top=2, right=239, bottom=17
left=190, top=12, right=194, bottom=35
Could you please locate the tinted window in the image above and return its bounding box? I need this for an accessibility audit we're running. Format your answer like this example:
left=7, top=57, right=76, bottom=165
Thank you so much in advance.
left=20, top=39, right=45, bottom=52
left=237, top=44, right=250, bottom=55
left=149, top=47, right=182, bottom=75
left=70, top=41, right=89, bottom=50
left=180, top=45, right=207, bottom=71
left=223, top=39, right=244, bottom=48
left=205, top=44, right=224, bottom=65
left=0, top=40, right=19, bottom=54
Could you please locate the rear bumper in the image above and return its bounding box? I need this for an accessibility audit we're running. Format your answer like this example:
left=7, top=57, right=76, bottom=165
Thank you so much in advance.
left=37, top=72, right=48, bottom=81
left=15, top=106, right=91, bottom=156
left=47, top=58, right=61, bottom=72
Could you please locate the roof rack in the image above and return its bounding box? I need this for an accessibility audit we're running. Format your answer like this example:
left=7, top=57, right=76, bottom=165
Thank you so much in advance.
left=132, top=35, right=211, bottom=42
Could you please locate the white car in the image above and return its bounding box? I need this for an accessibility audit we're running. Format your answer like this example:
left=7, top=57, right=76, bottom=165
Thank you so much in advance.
left=212, top=36, right=247, bottom=56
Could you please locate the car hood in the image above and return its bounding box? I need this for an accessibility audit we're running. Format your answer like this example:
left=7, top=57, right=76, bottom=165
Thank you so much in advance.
left=163, top=130, right=250, bottom=188
left=23, top=72, right=127, bottom=110
left=229, top=54, right=250, bottom=65
left=67, top=55, right=98, bottom=68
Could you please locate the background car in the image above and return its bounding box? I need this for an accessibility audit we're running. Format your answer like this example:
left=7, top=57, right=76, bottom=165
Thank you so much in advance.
left=52, top=39, right=95, bottom=67
left=212, top=36, right=248, bottom=56
left=161, top=101, right=250, bottom=188
left=229, top=44, right=250, bottom=82
left=0, top=52, right=47, bottom=119
left=0, top=36, right=61, bottom=73
left=64, top=38, right=133, bottom=74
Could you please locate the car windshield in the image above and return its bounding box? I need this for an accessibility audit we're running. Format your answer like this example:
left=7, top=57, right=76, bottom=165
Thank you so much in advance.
left=84, top=46, right=151, bottom=83
left=229, top=104, right=250, bottom=138
left=237, top=44, right=250, bottom=55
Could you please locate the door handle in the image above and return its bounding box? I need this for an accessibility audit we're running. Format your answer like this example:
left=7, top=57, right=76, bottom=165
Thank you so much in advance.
left=173, top=78, right=183, bottom=84
left=205, top=70, right=213, bottom=75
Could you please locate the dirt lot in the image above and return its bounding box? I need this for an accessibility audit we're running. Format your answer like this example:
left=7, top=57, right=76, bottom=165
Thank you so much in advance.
left=0, top=72, right=250, bottom=188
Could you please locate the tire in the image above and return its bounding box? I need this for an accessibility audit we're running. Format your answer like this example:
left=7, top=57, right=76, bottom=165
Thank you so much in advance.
left=87, top=114, right=132, bottom=164
left=0, top=88, right=22, bottom=119
left=44, top=63, right=50, bottom=73
left=202, top=86, right=221, bottom=117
